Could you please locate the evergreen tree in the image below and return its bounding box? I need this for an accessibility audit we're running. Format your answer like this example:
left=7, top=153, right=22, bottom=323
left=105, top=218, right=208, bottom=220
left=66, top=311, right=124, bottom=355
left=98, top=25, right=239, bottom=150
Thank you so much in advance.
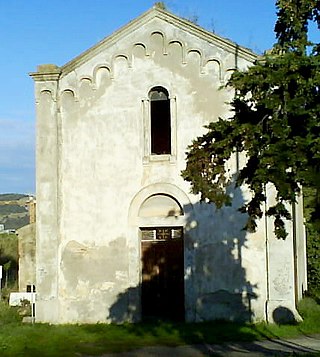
left=182, top=0, right=320, bottom=239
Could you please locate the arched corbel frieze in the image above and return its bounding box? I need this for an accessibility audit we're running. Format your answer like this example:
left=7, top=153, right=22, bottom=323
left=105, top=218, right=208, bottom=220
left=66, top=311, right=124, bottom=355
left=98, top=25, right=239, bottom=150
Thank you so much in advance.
left=132, top=43, right=149, bottom=59
left=60, top=89, right=77, bottom=111
left=79, top=76, right=95, bottom=89
left=204, top=58, right=222, bottom=82
left=168, top=40, right=185, bottom=64
left=59, top=88, right=78, bottom=102
left=112, top=54, right=132, bottom=79
left=223, top=68, right=237, bottom=84
left=93, top=64, right=113, bottom=85
left=113, top=54, right=132, bottom=67
left=150, top=31, right=167, bottom=55
left=186, top=49, right=204, bottom=74
left=36, top=89, right=56, bottom=104
left=79, top=77, right=95, bottom=100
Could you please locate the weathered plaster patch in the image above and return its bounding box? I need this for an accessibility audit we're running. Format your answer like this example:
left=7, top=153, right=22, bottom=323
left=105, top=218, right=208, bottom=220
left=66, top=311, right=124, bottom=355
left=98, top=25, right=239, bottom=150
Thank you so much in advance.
left=61, top=237, right=128, bottom=292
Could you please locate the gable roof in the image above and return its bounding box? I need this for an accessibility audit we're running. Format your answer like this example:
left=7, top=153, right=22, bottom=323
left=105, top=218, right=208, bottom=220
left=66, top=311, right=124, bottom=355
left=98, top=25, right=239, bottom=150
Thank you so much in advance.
left=32, top=6, right=258, bottom=78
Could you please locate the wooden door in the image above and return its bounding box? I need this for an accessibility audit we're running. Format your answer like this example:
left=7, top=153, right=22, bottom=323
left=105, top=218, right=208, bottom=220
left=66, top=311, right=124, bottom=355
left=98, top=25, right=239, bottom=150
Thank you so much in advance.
left=141, top=227, right=184, bottom=321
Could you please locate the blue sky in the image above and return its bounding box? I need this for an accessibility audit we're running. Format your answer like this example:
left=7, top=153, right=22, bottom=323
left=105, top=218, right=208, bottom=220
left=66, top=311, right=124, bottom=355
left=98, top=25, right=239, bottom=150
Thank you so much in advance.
left=0, top=1, right=282, bottom=194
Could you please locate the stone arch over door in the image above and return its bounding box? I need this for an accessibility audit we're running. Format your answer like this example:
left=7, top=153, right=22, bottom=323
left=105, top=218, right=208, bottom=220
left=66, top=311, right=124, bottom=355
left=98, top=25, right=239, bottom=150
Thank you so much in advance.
left=127, top=183, right=192, bottom=321
left=128, top=183, right=192, bottom=224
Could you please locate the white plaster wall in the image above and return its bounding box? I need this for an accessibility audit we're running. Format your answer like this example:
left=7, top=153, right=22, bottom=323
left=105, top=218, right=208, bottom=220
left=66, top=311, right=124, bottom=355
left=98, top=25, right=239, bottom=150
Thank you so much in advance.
left=32, top=10, right=301, bottom=323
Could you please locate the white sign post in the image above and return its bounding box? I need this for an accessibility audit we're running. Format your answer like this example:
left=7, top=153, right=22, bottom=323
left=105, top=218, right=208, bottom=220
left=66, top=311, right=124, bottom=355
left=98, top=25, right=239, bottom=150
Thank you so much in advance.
left=0, top=266, right=2, bottom=299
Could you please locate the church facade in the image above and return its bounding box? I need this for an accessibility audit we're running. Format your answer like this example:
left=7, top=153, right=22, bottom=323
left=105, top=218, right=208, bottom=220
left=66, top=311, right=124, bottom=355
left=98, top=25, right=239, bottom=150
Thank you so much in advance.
left=30, top=6, right=307, bottom=324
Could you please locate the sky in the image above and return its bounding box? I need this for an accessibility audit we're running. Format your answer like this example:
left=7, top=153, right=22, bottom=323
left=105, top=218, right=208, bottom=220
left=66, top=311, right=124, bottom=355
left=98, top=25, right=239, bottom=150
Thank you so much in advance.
left=0, top=1, right=284, bottom=194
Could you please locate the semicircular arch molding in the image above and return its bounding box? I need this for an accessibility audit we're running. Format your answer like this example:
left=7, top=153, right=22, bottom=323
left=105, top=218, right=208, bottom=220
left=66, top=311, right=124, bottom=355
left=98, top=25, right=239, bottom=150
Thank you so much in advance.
left=132, top=43, right=149, bottom=58
left=60, top=87, right=78, bottom=102
left=223, top=67, right=237, bottom=83
left=37, top=89, right=55, bottom=103
left=79, top=75, right=93, bottom=84
left=168, top=40, right=185, bottom=64
left=150, top=30, right=167, bottom=55
left=128, top=183, right=193, bottom=227
left=204, top=58, right=222, bottom=81
left=93, top=64, right=113, bottom=85
left=186, top=48, right=203, bottom=73
left=146, top=84, right=172, bottom=98
left=139, top=194, right=183, bottom=218
left=113, top=54, right=132, bottom=68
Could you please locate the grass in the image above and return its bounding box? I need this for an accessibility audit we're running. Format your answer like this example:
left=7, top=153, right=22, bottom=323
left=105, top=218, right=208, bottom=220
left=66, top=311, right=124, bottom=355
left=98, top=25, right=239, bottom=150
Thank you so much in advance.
left=0, top=298, right=319, bottom=356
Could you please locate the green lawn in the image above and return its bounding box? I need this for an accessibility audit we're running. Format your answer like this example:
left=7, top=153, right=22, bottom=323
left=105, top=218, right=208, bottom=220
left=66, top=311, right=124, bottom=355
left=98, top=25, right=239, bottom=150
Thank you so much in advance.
left=0, top=298, right=320, bottom=356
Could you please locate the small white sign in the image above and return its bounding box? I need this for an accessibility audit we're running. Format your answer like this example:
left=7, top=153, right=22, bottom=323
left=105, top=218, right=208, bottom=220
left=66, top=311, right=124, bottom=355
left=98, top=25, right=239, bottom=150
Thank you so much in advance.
left=0, top=266, right=2, bottom=280
left=9, top=292, right=36, bottom=306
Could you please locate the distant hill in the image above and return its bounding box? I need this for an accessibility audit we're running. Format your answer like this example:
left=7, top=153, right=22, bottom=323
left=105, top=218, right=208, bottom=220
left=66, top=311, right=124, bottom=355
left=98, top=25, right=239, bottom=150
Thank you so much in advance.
left=0, top=193, right=28, bottom=201
left=0, top=194, right=32, bottom=230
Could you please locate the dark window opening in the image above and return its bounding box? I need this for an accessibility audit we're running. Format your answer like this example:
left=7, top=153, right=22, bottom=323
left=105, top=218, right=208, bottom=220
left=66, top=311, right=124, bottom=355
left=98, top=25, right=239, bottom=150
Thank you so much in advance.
left=26, top=284, right=36, bottom=292
left=149, top=87, right=171, bottom=155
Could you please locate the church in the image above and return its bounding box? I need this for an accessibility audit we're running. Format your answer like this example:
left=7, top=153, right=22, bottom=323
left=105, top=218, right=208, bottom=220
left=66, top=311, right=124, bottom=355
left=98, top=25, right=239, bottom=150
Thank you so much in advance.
left=30, top=5, right=307, bottom=324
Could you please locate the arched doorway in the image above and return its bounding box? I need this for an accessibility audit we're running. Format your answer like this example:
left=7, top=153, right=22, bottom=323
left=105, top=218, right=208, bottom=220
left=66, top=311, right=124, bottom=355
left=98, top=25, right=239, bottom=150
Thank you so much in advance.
left=139, top=194, right=185, bottom=321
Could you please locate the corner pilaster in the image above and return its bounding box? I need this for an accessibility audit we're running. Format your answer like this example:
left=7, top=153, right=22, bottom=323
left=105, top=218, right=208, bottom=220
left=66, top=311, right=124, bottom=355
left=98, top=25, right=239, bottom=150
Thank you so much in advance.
left=30, top=64, right=62, bottom=322
left=264, top=183, right=302, bottom=324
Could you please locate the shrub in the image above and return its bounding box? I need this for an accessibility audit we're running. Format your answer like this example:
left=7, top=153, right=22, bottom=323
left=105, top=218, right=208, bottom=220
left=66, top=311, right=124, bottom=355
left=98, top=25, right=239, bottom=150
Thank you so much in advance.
left=0, top=301, right=21, bottom=325
left=297, top=297, right=320, bottom=333
left=298, top=297, right=320, bottom=318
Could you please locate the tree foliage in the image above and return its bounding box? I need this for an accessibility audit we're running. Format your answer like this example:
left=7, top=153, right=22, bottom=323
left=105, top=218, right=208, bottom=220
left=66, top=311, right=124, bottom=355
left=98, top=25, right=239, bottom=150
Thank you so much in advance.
left=182, top=0, right=320, bottom=239
left=0, top=233, right=18, bottom=289
left=304, top=187, right=320, bottom=297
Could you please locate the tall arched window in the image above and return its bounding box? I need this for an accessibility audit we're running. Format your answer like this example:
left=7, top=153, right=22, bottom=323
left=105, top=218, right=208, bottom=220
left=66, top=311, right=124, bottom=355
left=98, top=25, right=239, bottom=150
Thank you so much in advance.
left=149, top=87, right=171, bottom=155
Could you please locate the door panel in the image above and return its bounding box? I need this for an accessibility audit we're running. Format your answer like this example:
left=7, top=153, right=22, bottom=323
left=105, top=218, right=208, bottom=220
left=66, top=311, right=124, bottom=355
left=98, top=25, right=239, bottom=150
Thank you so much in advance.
left=141, top=227, right=184, bottom=321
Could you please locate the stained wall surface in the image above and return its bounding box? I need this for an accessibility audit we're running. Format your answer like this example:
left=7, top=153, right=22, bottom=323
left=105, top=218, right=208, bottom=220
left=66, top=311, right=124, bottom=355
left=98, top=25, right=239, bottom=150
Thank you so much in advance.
left=31, top=7, right=307, bottom=324
left=18, top=223, right=36, bottom=292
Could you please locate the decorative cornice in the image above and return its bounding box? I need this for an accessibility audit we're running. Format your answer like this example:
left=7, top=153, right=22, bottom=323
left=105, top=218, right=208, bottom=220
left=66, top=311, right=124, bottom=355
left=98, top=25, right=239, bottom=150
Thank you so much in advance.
left=29, top=64, right=61, bottom=82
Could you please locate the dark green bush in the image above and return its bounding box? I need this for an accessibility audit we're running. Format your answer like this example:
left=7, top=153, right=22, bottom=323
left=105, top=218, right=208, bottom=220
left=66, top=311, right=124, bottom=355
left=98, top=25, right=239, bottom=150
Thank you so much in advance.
left=0, top=301, right=22, bottom=325
left=297, top=297, right=320, bottom=333
left=303, top=187, right=320, bottom=300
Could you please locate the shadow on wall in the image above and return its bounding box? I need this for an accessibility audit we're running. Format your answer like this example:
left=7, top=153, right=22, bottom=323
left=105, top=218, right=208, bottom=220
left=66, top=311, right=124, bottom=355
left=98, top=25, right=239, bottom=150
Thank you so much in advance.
left=273, top=306, right=298, bottom=325
left=108, top=180, right=259, bottom=324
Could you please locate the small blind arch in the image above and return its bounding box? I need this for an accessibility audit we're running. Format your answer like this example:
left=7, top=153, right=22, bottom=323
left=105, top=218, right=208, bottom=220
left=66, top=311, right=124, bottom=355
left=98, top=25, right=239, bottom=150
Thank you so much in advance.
left=138, top=193, right=183, bottom=218
left=148, top=86, right=171, bottom=155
